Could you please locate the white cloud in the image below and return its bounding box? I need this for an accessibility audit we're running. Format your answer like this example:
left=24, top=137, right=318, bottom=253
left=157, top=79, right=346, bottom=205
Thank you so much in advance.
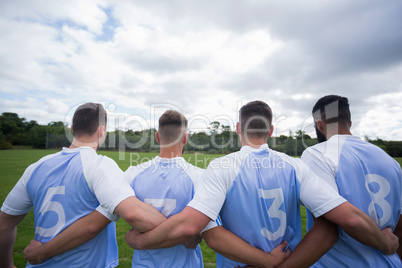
left=357, top=92, right=402, bottom=140
left=0, top=0, right=401, bottom=140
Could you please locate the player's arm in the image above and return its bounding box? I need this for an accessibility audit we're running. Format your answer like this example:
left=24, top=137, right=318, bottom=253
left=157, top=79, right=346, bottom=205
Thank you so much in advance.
left=22, top=196, right=167, bottom=264
left=298, top=156, right=398, bottom=255
left=393, top=217, right=402, bottom=259
left=114, top=196, right=166, bottom=232
left=277, top=215, right=338, bottom=268
left=22, top=210, right=110, bottom=265
left=92, top=160, right=166, bottom=232
left=323, top=202, right=398, bottom=255
left=126, top=206, right=211, bottom=249
left=0, top=212, right=27, bottom=268
left=203, top=226, right=290, bottom=268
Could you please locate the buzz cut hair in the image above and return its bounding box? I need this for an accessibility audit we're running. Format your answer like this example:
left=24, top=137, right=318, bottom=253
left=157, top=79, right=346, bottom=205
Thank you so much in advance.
left=312, top=95, right=351, bottom=124
left=72, top=103, right=107, bottom=137
left=158, top=110, right=188, bottom=144
left=239, top=100, right=272, bottom=139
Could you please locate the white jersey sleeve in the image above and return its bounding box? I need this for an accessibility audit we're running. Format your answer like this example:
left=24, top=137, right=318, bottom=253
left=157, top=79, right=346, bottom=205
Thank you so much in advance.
left=278, top=152, right=346, bottom=218
left=1, top=166, right=32, bottom=215
left=301, top=147, right=339, bottom=191
left=1, top=153, right=59, bottom=215
left=188, top=155, right=237, bottom=221
left=184, top=164, right=205, bottom=190
left=84, top=155, right=134, bottom=219
left=186, top=164, right=218, bottom=233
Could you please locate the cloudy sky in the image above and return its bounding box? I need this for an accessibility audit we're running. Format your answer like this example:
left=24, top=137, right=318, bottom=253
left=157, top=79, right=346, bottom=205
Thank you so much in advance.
left=1, top=0, right=401, bottom=140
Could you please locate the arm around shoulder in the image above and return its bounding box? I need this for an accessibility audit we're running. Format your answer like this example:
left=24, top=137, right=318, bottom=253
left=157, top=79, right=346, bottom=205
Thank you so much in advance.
left=126, top=206, right=211, bottom=250
left=203, top=226, right=289, bottom=268
left=323, top=202, right=398, bottom=255
left=114, top=196, right=166, bottom=232
left=278, top=215, right=338, bottom=268
left=23, top=210, right=111, bottom=264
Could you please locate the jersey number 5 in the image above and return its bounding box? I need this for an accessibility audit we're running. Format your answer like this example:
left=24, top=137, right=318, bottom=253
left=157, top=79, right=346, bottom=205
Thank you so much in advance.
left=259, top=188, right=287, bottom=241
left=36, top=186, right=66, bottom=237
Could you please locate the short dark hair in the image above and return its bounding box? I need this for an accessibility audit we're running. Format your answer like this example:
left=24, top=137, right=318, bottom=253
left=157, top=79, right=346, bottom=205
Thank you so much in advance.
left=239, top=100, right=272, bottom=139
left=158, top=110, right=187, bottom=144
left=72, top=103, right=107, bottom=137
left=312, top=95, right=351, bottom=124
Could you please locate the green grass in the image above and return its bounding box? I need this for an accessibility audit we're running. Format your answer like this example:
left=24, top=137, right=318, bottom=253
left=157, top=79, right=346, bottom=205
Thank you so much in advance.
left=0, top=150, right=308, bottom=267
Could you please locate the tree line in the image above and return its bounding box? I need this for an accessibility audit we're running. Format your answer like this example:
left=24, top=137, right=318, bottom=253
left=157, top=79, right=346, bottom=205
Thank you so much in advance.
left=1, top=113, right=401, bottom=157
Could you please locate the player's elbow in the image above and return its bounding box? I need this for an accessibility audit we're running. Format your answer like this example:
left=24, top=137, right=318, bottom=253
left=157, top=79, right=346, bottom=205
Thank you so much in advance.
left=122, top=210, right=139, bottom=227
left=328, top=229, right=339, bottom=247
left=203, top=235, right=219, bottom=251
left=323, top=224, right=339, bottom=249
left=85, top=221, right=105, bottom=238
left=182, top=224, right=201, bottom=238
left=202, top=229, right=220, bottom=251
left=341, top=214, right=365, bottom=234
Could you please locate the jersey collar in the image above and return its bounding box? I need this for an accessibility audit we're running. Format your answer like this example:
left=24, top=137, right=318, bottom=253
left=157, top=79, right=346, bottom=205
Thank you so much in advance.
left=62, top=146, right=94, bottom=153
left=240, top=143, right=269, bottom=153
left=154, top=155, right=186, bottom=163
left=328, top=134, right=361, bottom=142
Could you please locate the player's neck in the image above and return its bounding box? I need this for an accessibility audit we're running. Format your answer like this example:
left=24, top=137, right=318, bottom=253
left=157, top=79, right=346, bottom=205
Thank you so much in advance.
left=159, top=145, right=183, bottom=158
left=240, top=137, right=266, bottom=149
left=69, top=137, right=99, bottom=151
left=326, top=124, right=352, bottom=140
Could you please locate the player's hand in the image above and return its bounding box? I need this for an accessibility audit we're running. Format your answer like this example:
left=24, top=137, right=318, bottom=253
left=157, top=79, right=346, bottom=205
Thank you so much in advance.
left=182, top=234, right=202, bottom=249
left=125, top=228, right=143, bottom=249
left=23, top=240, right=45, bottom=265
left=380, top=227, right=399, bottom=255
left=269, top=241, right=291, bottom=267
left=237, top=241, right=291, bottom=268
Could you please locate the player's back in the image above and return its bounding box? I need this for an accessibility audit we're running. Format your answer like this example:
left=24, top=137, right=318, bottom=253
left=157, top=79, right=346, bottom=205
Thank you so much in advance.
left=125, top=156, right=203, bottom=268
left=25, top=148, right=118, bottom=268
left=307, top=136, right=402, bottom=267
left=217, top=147, right=302, bottom=267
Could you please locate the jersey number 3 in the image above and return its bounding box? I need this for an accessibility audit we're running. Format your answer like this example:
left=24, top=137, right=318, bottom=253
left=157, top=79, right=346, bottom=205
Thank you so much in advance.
left=259, top=188, right=287, bottom=241
left=36, top=186, right=66, bottom=237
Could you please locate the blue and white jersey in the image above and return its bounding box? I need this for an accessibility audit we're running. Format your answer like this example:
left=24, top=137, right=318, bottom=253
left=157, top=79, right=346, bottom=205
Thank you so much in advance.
left=125, top=156, right=205, bottom=268
left=1, top=147, right=134, bottom=268
left=188, top=144, right=346, bottom=268
left=302, top=135, right=402, bottom=267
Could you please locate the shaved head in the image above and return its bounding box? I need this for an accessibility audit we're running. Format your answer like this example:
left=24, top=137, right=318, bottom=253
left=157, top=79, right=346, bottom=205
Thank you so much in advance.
left=158, top=110, right=188, bottom=145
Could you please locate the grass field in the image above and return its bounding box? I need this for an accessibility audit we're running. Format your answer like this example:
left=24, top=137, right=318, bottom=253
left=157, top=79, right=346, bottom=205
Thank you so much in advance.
left=0, top=150, right=230, bottom=267
left=5, top=152, right=400, bottom=267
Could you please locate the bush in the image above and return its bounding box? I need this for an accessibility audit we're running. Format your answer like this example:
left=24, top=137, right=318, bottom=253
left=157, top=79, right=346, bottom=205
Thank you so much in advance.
left=0, top=141, right=12, bottom=150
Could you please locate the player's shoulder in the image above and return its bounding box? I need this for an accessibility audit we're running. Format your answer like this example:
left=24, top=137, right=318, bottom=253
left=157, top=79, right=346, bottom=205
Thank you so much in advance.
left=305, top=142, right=324, bottom=153
left=92, top=153, right=120, bottom=170
left=124, top=157, right=158, bottom=183
left=269, top=149, right=300, bottom=164
left=269, top=149, right=306, bottom=170
left=183, top=160, right=204, bottom=172
left=24, top=151, right=63, bottom=176
left=35, top=151, right=63, bottom=165
left=302, top=135, right=353, bottom=164
left=208, top=151, right=240, bottom=167
left=180, top=161, right=205, bottom=181
left=127, top=157, right=157, bottom=171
